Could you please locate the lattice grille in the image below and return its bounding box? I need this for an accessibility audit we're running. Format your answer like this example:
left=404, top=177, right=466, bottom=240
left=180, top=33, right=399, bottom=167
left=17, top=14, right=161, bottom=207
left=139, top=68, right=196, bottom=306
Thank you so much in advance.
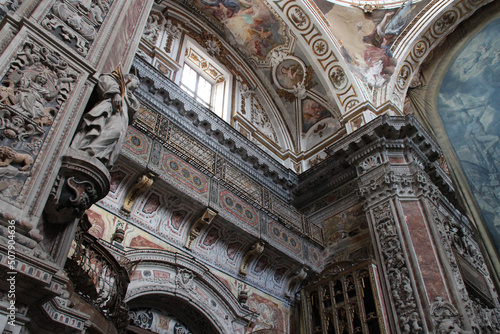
left=137, top=106, right=158, bottom=132
left=168, top=126, right=215, bottom=172
left=225, top=163, right=262, bottom=204
left=306, top=264, right=384, bottom=334
left=272, top=196, right=303, bottom=232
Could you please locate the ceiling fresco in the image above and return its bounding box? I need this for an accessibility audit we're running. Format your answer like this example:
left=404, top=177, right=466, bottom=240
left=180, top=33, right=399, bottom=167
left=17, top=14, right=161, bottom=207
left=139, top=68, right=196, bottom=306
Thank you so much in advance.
left=190, top=0, right=292, bottom=62
left=438, top=18, right=500, bottom=251
left=151, top=0, right=489, bottom=170
left=170, top=0, right=347, bottom=156
left=313, top=0, right=430, bottom=87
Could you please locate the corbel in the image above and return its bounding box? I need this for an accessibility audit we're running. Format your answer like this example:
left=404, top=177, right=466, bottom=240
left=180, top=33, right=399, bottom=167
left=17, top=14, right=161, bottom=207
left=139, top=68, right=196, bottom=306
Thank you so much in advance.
left=184, top=207, right=217, bottom=249
left=239, top=240, right=265, bottom=277
left=121, top=171, right=156, bottom=214
left=285, top=267, right=308, bottom=298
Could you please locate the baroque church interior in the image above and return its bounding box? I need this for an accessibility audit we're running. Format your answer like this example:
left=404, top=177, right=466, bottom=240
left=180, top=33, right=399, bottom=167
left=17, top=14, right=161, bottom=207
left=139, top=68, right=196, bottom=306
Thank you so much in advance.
left=0, top=0, right=500, bottom=333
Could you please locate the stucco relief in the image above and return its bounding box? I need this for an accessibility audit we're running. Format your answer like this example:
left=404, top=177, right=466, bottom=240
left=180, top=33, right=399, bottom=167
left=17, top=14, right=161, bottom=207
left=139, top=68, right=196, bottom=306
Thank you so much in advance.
left=142, top=10, right=165, bottom=45
left=247, top=293, right=286, bottom=332
left=42, top=0, right=114, bottom=56
left=0, top=41, right=78, bottom=202
left=251, top=96, right=278, bottom=142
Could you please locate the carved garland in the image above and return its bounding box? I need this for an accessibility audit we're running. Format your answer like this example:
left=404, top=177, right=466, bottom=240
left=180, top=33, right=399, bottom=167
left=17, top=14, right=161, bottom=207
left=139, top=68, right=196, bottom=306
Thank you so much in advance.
left=250, top=96, right=278, bottom=142
left=433, top=209, right=473, bottom=329
left=373, top=202, right=423, bottom=333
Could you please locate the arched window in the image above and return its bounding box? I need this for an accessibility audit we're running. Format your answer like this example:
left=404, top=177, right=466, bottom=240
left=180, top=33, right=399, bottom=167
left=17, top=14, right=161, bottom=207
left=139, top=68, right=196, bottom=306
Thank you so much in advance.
left=178, top=41, right=231, bottom=121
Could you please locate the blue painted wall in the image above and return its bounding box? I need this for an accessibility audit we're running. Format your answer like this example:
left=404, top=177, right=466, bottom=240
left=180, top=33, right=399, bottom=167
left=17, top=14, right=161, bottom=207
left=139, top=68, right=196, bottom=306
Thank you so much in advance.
left=438, top=18, right=500, bottom=249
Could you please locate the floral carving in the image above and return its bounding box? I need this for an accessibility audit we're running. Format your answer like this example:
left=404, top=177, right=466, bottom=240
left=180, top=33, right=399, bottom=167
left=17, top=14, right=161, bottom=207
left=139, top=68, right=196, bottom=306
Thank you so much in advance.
left=359, top=155, right=381, bottom=172
left=373, top=203, right=423, bottom=333
left=205, top=39, right=221, bottom=57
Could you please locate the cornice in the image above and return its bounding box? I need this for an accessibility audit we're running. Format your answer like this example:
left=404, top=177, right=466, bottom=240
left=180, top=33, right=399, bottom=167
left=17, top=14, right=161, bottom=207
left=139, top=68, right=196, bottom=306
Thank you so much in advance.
left=325, top=114, right=441, bottom=164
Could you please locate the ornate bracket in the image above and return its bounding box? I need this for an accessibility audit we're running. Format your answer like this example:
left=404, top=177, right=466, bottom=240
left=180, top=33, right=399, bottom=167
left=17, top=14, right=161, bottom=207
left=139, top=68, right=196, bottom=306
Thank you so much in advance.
left=184, top=207, right=217, bottom=250
left=121, top=171, right=156, bottom=214
left=44, top=148, right=110, bottom=224
left=286, top=267, right=308, bottom=298
left=239, top=240, right=265, bottom=277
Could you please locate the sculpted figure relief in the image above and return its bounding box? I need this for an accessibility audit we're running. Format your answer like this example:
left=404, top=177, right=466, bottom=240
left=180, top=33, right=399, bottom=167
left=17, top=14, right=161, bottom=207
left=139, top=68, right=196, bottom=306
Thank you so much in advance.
left=71, top=67, right=139, bottom=168
left=14, top=74, right=57, bottom=119
left=0, top=147, right=33, bottom=172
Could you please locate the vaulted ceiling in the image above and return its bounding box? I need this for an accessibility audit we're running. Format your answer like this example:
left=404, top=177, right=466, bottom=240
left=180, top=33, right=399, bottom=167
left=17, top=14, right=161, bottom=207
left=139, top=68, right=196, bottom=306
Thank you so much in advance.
left=150, top=0, right=490, bottom=171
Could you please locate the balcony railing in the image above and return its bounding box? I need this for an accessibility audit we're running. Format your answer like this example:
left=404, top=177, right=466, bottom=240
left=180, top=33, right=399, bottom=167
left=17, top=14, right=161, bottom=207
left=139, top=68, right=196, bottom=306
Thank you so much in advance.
left=66, top=215, right=130, bottom=333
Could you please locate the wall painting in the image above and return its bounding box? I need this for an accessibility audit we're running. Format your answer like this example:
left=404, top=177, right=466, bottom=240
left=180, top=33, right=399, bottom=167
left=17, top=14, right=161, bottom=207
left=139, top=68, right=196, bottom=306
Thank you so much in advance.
left=438, top=18, right=500, bottom=251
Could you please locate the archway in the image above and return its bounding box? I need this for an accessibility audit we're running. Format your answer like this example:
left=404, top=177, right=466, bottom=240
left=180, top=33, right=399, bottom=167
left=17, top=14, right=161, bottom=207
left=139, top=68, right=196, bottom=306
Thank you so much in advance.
left=123, top=249, right=255, bottom=334
left=127, top=294, right=219, bottom=334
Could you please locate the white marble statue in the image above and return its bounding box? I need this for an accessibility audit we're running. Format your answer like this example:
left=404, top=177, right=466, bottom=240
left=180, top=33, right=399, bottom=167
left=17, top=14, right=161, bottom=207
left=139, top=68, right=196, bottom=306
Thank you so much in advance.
left=71, top=68, right=140, bottom=168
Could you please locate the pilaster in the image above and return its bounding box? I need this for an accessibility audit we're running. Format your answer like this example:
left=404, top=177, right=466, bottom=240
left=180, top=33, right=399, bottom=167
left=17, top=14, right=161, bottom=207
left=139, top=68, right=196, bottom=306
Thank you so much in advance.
left=326, top=115, right=500, bottom=333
